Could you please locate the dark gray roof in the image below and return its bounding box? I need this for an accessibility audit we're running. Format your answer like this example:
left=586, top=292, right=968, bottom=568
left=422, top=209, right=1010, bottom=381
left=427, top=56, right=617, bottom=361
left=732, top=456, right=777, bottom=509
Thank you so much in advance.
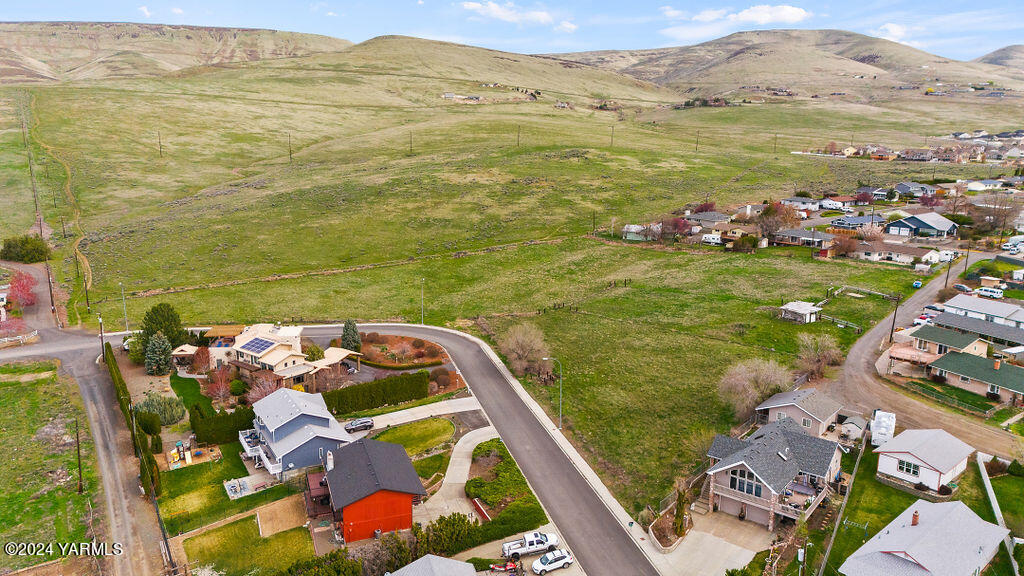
left=690, top=211, right=731, bottom=222
left=325, top=439, right=426, bottom=510
left=911, top=325, right=983, bottom=350
left=755, top=388, right=842, bottom=422
left=707, top=418, right=839, bottom=493
left=932, top=312, right=1024, bottom=346
left=775, top=228, right=836, bottom=241
left=391, top=555, right=476, bottom=576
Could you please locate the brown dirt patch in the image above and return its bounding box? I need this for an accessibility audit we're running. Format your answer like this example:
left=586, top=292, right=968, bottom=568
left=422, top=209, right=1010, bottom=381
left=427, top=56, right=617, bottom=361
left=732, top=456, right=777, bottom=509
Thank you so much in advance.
left=469, top=453, right=500, bottom=484
left=256, top=494, right=306, bottom=537
left=651, top=507, right=680, bottom=547
left=116, top=349, right=173, bottom=400
left=33, top=417, right=73, bottom=451
left=358, top=333, right=447, bottom=367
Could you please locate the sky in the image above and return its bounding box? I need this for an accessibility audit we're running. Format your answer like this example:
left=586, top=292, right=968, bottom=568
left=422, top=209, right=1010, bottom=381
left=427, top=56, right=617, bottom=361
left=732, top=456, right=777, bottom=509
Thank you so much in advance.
left=2, top=1, right=1022, bottom=60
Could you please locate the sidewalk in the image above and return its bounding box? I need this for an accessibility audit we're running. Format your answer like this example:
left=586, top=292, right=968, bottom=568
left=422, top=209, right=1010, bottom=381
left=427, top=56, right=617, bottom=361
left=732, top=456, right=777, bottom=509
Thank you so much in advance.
left=415, top=425, right=497, bottom=522
left=346, top=396, right=483, bottom=435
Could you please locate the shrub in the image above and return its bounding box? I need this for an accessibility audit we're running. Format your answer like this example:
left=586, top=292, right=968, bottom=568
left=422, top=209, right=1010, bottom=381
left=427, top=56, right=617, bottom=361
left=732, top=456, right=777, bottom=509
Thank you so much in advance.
left=430, top=367, right=448, bottom=381
left=151, top=434, right=163, bottom=454
left=938, top=484, right=952, bottom=495
left=362, top=332, right=381, bottom=344
left=134, top=392, right=185, bottom=425
left=412, top=338, right=426, bottom=349
left=103, top=344, right=137, bottom=447
left=468, top=558, right=502, bottom=571
left=136, top=411, right=162, bottom=435
left=797, top=333, right=843, bottom=379
left=425, top=344, right=442, bottom=357
left=436, top=374, right=450, bottom=389
left=321, top=371, right=429, bottom=414
left=1008, top=460, right=1024, bottom=477
left=275, top=549, right=362, bottom=576
left=986, top=455, right=1009, bottom=477
left=137, top=303, right=189, bottom=355
left=304, top=343, right=325, bottom=361
left=229, top=379, right=248, bottom=396
left=914, top=481, right=929, bottom=491
left=0, top=234, right=51, bottom=263
left=498, top=323, right=549, bottom=376
left=190, top=406, right=256, bottom=445
left=719, top=358, right=790, bottom=419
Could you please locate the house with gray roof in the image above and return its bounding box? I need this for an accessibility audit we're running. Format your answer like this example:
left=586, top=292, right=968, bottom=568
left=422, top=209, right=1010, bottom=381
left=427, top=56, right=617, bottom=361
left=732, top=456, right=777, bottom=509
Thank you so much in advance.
left=323, top=439, right=426, bottom=543
left=890, top=325, right=989, bottom=366
left=705, top=417, right=841, bottom=530
left=929, top=352, right=1024, bottom=406
left=894, top=181, right=937, bottom=198
left=875, top=429, right=974, bottom=492
left=754, top=388, right=842, bottom=438
left=772, top=228, right=835, bottom=248
left=839, top=500, right=1007, bottom=576
left=688, top=211, right=732, bottom=226
left=932, top=312, right=1024, bottom=347
left=829, top=214, right=885, bottom=230
left=239, top=388, right=353, bottom=479
left=884, top=212, right=959, bottom=238
left=391, top=555, right=476, bottom=576
left=942, top=294, right=1024, bottom=329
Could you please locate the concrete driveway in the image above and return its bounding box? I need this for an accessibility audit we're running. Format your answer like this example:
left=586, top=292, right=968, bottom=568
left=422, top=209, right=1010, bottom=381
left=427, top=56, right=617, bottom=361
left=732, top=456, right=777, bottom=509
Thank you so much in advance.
left=665, top=513, right=774, bottom=576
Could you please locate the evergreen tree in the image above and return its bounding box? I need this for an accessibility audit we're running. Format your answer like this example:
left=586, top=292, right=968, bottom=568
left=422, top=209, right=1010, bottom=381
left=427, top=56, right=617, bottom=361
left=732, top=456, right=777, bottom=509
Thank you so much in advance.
left=304, top=343, right=325, bottom=361
left=145, top=332, right=173, bottom=375
left=341, top=319, right=361, bottom=352
left=136, top=303, right=188, bottom=362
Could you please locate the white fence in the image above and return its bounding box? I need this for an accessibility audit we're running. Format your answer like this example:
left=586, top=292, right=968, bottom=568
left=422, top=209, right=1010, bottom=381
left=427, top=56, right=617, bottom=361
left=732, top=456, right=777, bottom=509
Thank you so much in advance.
left=0, top=330, right=39, bottom=346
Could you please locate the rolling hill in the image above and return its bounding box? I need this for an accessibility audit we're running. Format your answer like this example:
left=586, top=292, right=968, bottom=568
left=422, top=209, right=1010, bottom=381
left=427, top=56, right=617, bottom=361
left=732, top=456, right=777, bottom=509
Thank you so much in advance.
left=0, top=21, right=352, bottom=82
left=549, top=29, right=1024, bottom=98
left=977, top=45, right=1024, bottom=72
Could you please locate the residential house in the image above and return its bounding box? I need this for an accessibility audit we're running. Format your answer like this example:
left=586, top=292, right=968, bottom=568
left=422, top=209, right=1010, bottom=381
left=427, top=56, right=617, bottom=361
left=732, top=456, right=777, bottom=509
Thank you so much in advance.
left=895, top=181, right=937, bottom=197
left=915, top=325, right=986, bottom=357
left=829, top=214, right=885, bottom=230
left=688, top=211, right=733, bottom=227
left=884, top=212, right=959, bottom=238
left=968, top=179, right=1005, bottom=191
left=733, top=204, right=767, bottom=220
left=846, top=241, right=938, bottom=266
left=323, top=439, right=426, bottom=543
left=710, top=222, right=765, bottom=247
left=779, top=301, right=822, bottom=324
left=229, top=323, right=360, bottom=391
left=391, top=555, right=476, bottom=576
left=203, top=325, right=245, bottom=369
left=772, top=229, right=835, bottom=249
left=780, top=197, right=820, bottom=212
left=856, top=186, right=891, bottom=201
left=929, top=353, right=1024, bottom=406
left=754, top=389, right=842, bottom=437
left=932, top=312, right=1024, bottom=347
left=936, top=182, right=965, bottom=196
left=875, top=429, right=973, bottom=492
left=942, top=294, right=1024, bottom=328
left=898, top=149, right=934, bottom=162
left=838, top=500, right=1007, bottom=576
left=705, top=418, right=841, bottom=530
left=239, top=388, right=354, bottom=479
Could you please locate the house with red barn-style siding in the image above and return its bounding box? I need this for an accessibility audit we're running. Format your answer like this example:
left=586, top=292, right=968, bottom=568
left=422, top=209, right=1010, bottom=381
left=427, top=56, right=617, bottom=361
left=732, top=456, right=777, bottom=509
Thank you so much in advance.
left=323, top=439, right=426, bottom=543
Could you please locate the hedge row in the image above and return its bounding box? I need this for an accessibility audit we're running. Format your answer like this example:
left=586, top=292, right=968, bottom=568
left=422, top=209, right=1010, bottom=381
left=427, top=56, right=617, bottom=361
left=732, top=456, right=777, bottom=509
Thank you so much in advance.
left=417, top=497, right=547, bottom=558
left=190, top=405, right=256, bottom=445
left=358, top=358, right=444, bottom=371
left=321, top=371, right=429, bottom=414
left=104, top=344, right=161, bottom=496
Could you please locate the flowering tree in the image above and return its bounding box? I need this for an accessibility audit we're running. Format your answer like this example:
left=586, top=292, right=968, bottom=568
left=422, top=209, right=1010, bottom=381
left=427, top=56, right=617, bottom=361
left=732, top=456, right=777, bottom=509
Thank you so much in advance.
left=246, top=373, right=283, bottom=404
left=694, top=201, right=716, bottom=213
left=920, top=194, right=943, bottom=208
left=192, top=346, right=211, bottom=374
left=205, top=366, right=232, bottom=403
left=0, top=317, right=27, bottom=337
left=854, top=190, right=875, bottom=205
left=8, top=271, right=37, bottom=309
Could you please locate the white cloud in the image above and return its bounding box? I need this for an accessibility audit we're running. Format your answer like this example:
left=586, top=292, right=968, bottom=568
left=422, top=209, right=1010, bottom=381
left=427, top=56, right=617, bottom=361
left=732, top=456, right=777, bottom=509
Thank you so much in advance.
left=659, top=6, right=686, bottom=19
left=660, top=21, right=734, bottom=43
left=693, top=8, right=729, bottom=22
left=461, top=1, right=554, bottom=25
left=727, top=4, right=811, bottom=25
left=137, top=5, right=151, bottom=18
left=326, top=11, right=337, bottom=16
left=418, top=0, right=424, bottom=4
left=871, top=23, right=923, bottom=47
left=171, top=7, right=183, bottom=14
left=554, top=20, right=577, bottom=33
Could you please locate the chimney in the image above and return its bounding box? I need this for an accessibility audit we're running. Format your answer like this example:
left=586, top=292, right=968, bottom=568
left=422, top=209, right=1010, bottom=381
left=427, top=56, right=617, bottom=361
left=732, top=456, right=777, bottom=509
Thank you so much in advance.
left=994, top=360, right=1001, bottom=370
left=911, top=510, right=919, bottom=526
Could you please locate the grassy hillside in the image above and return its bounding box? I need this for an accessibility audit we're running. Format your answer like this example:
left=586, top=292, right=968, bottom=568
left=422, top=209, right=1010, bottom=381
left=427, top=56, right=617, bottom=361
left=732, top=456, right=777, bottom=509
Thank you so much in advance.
left=0, top=22, right=352, bottom=82
left=550, top=29, right=1024, bottom=98
left=977, top=45, right=1024, bottom=71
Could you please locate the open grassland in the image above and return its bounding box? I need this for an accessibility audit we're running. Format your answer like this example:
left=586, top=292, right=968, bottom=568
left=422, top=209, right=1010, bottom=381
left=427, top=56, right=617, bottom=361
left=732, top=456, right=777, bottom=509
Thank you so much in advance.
left=183, top=516, right=313, bottom=576
left=0, top=95, right=36, bottom=236
left=0, top=365, right=100, bottom=572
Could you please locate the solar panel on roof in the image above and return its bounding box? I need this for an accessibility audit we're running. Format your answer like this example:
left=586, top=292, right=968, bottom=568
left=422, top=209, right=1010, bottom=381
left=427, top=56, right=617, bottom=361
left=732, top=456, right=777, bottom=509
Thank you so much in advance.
left=240, top=337, right=274, bottom=354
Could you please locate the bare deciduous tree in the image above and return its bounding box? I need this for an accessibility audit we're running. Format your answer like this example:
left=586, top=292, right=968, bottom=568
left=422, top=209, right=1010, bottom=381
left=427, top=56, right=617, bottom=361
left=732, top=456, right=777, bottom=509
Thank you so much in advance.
left=246, top=372, right=283, bottom=404
left=756, top=203, right=799, bottom=237
left=499, top=323, right=550, bottom=376
left=718, top=358, right=791, bottom=419
left=858, top=224, right=884, bottom=241
left=833, top=235, right=858, bottom=257
left=796, top=333, right=843, bottom=379
left=206, top=366, right=232, bottom=403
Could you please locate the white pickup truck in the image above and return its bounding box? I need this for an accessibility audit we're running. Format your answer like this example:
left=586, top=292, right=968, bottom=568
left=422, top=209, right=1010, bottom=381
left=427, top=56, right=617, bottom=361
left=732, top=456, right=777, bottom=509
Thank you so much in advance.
left=502, top=531, right=559, bottom=560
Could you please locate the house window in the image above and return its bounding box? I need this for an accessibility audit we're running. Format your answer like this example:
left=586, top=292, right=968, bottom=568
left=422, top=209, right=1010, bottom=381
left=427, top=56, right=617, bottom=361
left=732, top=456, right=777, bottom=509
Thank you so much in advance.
left=897, top=459, right=920, bottom=477
left=318, top=447, right=324, bottom=459
left=729, top=469, right=763, bottom=497
left=960, top=375, right=970, bottom=384
left=935, top=369, right=947, bottom=378
left=777, top=412, right=786, bottom=421
left=802, top=418, right=812, bottom=428
left=916, top=339, right=928, bottom=351
left=936, top=344, right=948, bottom=354
left=985, top=315, right=995, bottom=322
left=989, top=384, right=1001, bottom=394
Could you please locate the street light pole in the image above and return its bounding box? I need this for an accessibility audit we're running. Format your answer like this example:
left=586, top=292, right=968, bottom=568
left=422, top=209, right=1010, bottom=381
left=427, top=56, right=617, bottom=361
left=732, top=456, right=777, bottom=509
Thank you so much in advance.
left=98, top=315, right=105, bottom=358
left=543, top=357, right=563, bottom=430
left=888, top=295, right=901, bottom=344
left=119, top=281, right=129, bottom=331
left=420, top=278, right=425, bottom=325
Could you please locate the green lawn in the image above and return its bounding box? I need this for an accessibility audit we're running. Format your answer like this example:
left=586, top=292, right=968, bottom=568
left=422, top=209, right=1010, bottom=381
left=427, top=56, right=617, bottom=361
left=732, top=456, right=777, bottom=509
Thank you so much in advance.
left=986, top=407, right=1020, bottom=427
left=991, top=474, right=1024, bottom=537
left=0, top=369, right=99, bottom=571
left=169, top=373, right=214, bottom=418
left=0, top=361, right=57, bottom=375
left=372, top=417, right=454, bottom=456
left=413, top=451, right=452, bottom=480
left=183, top=516, right=313, bottom=576
left=160, top=441, right=299, bottom=535
left=907, top=378, right=998, bottom=412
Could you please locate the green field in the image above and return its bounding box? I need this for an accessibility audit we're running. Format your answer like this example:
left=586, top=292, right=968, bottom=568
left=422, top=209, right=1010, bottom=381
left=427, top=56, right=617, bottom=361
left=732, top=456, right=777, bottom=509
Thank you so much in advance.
left=160, top=442, right=299, bottom=535
left=372, top=417, right=455, bottom=456
left=991, top=474, right=1024, bottom=537
left=0, top=365, right=99, bottom=571
left=183, top=516, right=313, bottom=576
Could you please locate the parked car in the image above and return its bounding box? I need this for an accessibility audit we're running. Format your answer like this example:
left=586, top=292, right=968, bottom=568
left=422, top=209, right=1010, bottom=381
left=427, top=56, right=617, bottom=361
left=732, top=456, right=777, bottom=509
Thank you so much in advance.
left=953, top=284, right=972, bottom=293
left=975, top=286, right=1005, bottom=299
left=913, top=317, right=933, bottom=326
left=924, top=304, right=944, bottom=313
left=341, top=361, right=356, bottom=374
left=122, top=338, right=134, bottom=351
left=912, top=280, right=923, bottom=288
left=344, top=417, right=374, bottom=433
left=532, top=549, right=574, bottom=575
left=503, top=532, right=559, bottom=560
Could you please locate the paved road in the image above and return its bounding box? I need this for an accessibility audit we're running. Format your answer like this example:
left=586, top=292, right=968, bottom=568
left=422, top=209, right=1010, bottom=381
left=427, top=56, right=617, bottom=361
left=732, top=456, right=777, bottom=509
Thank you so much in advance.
left=304, top=324, right=661, bottom=576
left=0, top=261, right=161, bottom=576
left=824, top=251, right=1023, bottom=457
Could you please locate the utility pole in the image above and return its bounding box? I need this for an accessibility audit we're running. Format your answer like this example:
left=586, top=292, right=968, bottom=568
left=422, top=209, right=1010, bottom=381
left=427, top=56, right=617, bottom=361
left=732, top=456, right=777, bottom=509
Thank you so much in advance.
left=288, top=132, right=292, bottom=163
left=420, top=278, right=425, bottom=325
left=157, top=131, right=162, bottom=158
left=75, top=418, right=83, bottom=493
left=610, top=125, right=614, bottom=148
left=888, top=295, right=902, bottom=344
left=516, top=125, right=521, bottom=147
left=773, top=133, right=778, bottom=154
left=944, top=253, right=954, bottom=288
left=60, top=216, right=67, bottom=238
left=695, top=130, right=700, bottom=152
left=98, top=315, right=105, bottom=358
